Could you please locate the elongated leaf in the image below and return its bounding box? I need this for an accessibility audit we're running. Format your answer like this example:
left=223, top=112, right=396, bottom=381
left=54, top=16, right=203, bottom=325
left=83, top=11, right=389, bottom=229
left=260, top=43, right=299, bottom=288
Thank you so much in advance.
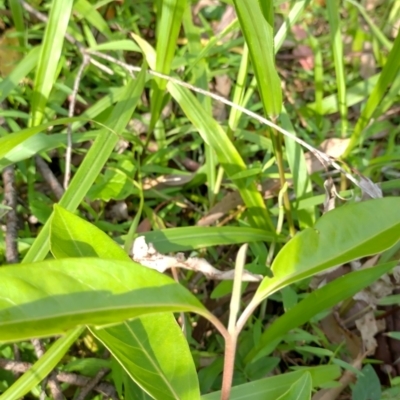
left=0, top=131, right=98, bottom=170
left=93, top=315, right=200, bottom=400
left=0, top=258, right=209, bottom=342
left=326, top=0, right=348, bottom=138
left=50, top=204, right=128, bottom=260
left=30, top=0, right=74, bottom=126
left=201, top=365, right=340, bottom=400
left=50, top=205, right=200, bottom=400
left=140, top=226, right=280, bottom=253
left=0, top=117, right=84, bottom=161
left=246, top=261, right=396, bottom=363
left=345, top=30, right=400, bottom=155
left=254, top=198, right=400, bottom=301
left=74, top=0, right=112, bottom=38
left=168, top=82, right=275, bottom=232
left=1, top=327, right=84, bottom=399
left=23, top=66, right=146, bottom=263
left=150, top=0, right=186, bottom=129
left=233, top=0, right=281, bottom=117
left=276, top=373, right=311, bottom=400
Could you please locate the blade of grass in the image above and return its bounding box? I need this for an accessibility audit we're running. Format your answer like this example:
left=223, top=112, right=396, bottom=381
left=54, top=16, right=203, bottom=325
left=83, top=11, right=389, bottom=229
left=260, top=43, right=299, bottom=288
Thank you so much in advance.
left=150, top=0, right=186, bottom=131
left=30, top=0, right=74, bottom=127
left=233, top=0, right=281, bottom=117
left=344, top=30, right=400, bottom=156
left=182, top=5, right=217, bottom=206
left=168, top=82, right=275, bottom=232
left=73, top=0, right=112, bottom=39
left=23, top=66, right=146, bottom=263
left=326, top=0, right=348, bottom=138
left=1, top=327, right=84, bottom=400
left=9, top=0, right=26, bottom=48
left=346, top=0, right=392, bottom=51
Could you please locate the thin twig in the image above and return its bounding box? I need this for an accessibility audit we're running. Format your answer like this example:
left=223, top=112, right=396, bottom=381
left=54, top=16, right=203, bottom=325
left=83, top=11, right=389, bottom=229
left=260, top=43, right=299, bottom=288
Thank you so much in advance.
left=2, top=166, right=19, bottom=264
left=31, top=339, right=65, bottom=400
left=0, top=358, right=118, bottom=399
left=76, top=368, right=110, bottom=400
left=64, top=53, right=90, bottom=189
left=87, top=49, right=376, bottom=197
left=35, top=156, right=64, bottom=200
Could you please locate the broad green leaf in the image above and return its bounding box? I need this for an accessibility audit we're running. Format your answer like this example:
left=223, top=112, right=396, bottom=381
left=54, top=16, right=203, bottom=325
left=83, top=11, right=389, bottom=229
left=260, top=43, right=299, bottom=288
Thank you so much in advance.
left=201, top=365, right=340, bottom=400
left=0, top=117, right=84, bottom=161
left=50, top=205, right=201, bottom=400
left=140, top=226, right=280, bottom=253
left=276, top=373, right=311, bottom=400
left=151, top=0, right=187, bottom=129
left=50, top=204, right=129, bottom=260
left=167, top=82, right=275, bottom=232
left=352, top=365, right=381, bottom=400
left=0, top=46, right=40, bottom=103
left=30, top=0, right=74, bottom=126
left=254, top=198, right=400, bottom=302
left=23, top=66, right=146, bottom=263
left=0, top=258, right=209, bottom=342
left=246, top=261, right=396, bottom=363
left=233, top=0, right=281, bottom=117
left=1, top=327, right=84, bottom=399
left=93, top=315, right=200, bottom=400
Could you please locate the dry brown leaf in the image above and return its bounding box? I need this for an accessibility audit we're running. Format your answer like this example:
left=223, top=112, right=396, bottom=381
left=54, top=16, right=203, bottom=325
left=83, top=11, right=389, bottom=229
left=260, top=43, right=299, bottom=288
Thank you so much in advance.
left=305, top=138, right=351, bottom=174
left=0, top=29, right=22, bottom=77
left=319, top=313, right=363, bottom=359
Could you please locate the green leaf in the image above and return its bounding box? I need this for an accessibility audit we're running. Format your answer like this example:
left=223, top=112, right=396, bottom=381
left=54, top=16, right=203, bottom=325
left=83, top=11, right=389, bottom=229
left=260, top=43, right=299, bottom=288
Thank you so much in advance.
left=326, top=0, right=348, bottom=138
left=201, top=365, right=340, bottom=400
left=352, top=364, right=381, bottom=400
left=246, top=261, right=396, bottom=363
left=74, top=0, right=112, bottom=39
left=30, top=0, right=74, bottom=126
left=140, top=226, right=280, bottom=252
left=51, top=206, right=201, bottom=400
left=254, top=198, right=400, bottom=302
left=50, top=204, right=129, bottom=260
left=23, top=66, right=146, bottom=263
left=345, top=30, right=400, bottom=155
left=89, top=39, right=141, bottom=52
left=150, top=0, right=187, bottom=129
left=276, top=372, right=311, bottom=400
left=93, top=315, right=200, bottom=400
left=232, top=0, right=282, bottom=117
left=0, top=258, right=209, bottom=342
left=167, top=82, right=275, bottom=232
left=0, top=117, right=84, bottom=161
left=1, top=327, right=84, bottom=399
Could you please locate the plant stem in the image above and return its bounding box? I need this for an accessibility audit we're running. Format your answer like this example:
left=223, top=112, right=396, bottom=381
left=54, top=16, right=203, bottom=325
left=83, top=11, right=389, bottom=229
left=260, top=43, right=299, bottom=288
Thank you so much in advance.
left=221, top=335, right=238, bottom=400
left=270, top=127, right=296, bottom=236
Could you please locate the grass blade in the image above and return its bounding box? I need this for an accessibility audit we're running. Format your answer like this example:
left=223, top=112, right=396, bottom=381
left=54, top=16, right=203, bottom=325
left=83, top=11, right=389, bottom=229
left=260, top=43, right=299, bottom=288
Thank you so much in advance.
left=30, top=0, right=74, bottom=126
left=2, top=327, right=84, bottom=399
